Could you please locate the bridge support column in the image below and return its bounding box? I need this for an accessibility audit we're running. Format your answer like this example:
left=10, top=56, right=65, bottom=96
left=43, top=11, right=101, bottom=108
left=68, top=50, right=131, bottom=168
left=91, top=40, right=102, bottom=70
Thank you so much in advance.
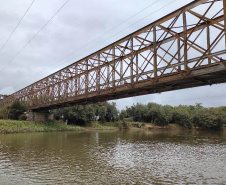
left=26, top=111, right=54, bottom=122
left=224, top=0, right=226, bottom=51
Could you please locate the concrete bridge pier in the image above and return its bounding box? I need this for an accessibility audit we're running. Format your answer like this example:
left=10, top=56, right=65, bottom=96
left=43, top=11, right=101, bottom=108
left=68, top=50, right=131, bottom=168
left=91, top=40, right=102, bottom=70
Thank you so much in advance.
left=26, top=111, right=54, bottom=122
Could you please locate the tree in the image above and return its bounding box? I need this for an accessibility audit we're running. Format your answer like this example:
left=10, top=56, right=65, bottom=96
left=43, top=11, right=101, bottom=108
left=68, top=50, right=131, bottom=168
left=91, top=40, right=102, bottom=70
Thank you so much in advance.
left=147, top=104, right=171, bottom=126
left=52, top=102, right=118, bottom=124
left=119, top=110, right=127, bottom=120
left=193, top=108, right=224, bottom=130
left=125, top=105, right=135, bottom=119
left=0, top=106, right=8, bottom=119
left=98, top=105, right=107, bottom=123
left=8, top=101, right=27, bottom=120
left=146, top=103, right=162, bottom=124
left=132, top=103, right=147, bottom=122
left=172, top=105, right=192, bottom=128
left=105, top=102, right=118, bottom=122
left=162, top=105, right=173, bottom=124
left=85, top=104, right=96, bottom=122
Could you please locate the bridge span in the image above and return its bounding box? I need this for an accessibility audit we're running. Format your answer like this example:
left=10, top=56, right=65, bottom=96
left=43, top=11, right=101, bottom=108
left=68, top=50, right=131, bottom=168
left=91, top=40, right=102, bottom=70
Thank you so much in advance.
left=1, top=0, right=226, bottom=117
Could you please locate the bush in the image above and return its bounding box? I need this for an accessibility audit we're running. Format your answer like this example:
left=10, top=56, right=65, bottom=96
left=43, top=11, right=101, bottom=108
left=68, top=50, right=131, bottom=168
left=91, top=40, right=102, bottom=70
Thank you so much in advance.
left=52, top=102, right=119, bottom=125
left=19, top=114, right=27, bottom=121
left=119, top=110, right=127, bottom=120
left=193, top=108, right=224, bottom=130
left=172, top=106, right=192, bottom=128
left=8, top=101, right=27, bottom=120
left=0, top=106, right=8, bottom=119
left=123, top=117, right=133, bottom=122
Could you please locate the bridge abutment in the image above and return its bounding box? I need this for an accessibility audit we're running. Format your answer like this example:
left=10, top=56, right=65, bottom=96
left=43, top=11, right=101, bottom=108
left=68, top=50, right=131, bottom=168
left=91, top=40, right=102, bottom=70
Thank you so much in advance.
left=26, top=111, right=54, bottom=122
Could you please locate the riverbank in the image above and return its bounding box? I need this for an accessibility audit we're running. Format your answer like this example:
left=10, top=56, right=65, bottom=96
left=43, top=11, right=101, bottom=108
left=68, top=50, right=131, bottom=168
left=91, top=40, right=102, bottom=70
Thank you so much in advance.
left=0, top=120, right=119, bottom=134
left=0, top=120, right=82, bottom=134
left=0, top=120, right=225, bottom=134
left=100, top=121, right=226, bottom=131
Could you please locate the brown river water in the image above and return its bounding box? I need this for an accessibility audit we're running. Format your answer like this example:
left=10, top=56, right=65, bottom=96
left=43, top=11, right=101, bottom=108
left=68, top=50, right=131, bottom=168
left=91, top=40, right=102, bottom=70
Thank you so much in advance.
left=0, top=129, right=226, bottom=184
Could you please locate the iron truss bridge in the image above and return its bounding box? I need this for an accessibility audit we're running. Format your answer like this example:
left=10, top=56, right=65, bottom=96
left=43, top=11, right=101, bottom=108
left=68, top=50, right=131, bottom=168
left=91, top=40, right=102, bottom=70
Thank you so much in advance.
left=1, top=0, right=226, bottom=110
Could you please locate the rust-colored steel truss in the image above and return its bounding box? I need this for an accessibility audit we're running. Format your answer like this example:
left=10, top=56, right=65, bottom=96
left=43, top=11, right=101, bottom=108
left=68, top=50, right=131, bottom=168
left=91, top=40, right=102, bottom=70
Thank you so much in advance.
left=1, top=0, right=226, bottom=110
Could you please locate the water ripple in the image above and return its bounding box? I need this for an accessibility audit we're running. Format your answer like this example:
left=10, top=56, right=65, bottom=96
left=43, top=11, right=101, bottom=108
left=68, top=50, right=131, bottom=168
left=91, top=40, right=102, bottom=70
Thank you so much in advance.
left=0, top=130, right=225, bottom=184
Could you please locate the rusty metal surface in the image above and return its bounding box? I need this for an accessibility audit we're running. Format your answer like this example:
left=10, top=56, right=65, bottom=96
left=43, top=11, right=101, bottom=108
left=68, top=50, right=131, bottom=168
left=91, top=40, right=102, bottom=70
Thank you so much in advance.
left=1, top=0, right=226, bottom=110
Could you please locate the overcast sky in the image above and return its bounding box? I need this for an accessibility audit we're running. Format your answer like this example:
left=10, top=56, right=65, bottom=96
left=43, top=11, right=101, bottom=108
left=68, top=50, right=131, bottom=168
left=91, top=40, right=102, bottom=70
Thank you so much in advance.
left=0, top=0, right=225, bottom=110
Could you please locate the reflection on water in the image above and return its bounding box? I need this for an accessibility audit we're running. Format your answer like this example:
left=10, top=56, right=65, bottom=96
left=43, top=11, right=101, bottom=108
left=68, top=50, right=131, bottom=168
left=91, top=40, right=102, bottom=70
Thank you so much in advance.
left=0, top=129, right=226, bottom=184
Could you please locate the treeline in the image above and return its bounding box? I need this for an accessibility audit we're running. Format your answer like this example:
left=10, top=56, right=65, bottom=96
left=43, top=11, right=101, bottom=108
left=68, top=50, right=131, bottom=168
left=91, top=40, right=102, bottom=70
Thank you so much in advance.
left=1, top=100, right=226, bottom=130
left=121, top=103, right=226, bottom=130
left=53, top=102, right=226, bottom=130
left=53, top=102, right=118, bottom=125
left=0, top=101, right=27, bottom=120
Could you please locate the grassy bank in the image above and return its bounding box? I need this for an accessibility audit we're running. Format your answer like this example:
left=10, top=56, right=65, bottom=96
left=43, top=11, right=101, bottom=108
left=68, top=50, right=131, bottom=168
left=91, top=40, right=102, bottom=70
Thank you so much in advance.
left=0, top=120, right=118, bottom=134
left=86, top=122, right=116, bottom=130
left=100, top=121, right=226, bottom=131
left=0, top=120, right=82, bottom=134
left=0, top=120, right=171, bottom=134
left=0, top=120, right=225, bottom=134
left=88, top=121, right=185, bottom=130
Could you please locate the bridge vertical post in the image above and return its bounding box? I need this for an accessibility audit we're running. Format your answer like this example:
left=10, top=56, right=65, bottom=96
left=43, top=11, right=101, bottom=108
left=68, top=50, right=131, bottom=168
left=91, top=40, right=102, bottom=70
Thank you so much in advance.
left=153, top=25, right=158, bottom=78
left=77, top=67, right=80, bottom=95
left=85, top=59, right=88, bottom=94
left=183, top=12, right=188, bottom=71
left=177, top=37, right=181, bottom=71
left=130, top=36, right=134, bottom=84
left=136, top=52, right=138, bottom=82
left=223, top=0, right=226, bottom=53
left=29, top=85, right=34, bottom=109
left=112, top=46, right=115, bottom=88
left=107, top=55, right=110, bottom=88
left=120, top=56, right=123, bottom=85
left=206, top=22, right=211, bottom=64
left=58, top=72, right=61, bottom=101
left=75, top=64, right=78, bottom=96
left=65, top=76, right=69, bottom=99
left=97, top=53, right=100, bottom=91
left=47, top=85, right=50, bottom=104
left=51, top=77, right=54, bottom=102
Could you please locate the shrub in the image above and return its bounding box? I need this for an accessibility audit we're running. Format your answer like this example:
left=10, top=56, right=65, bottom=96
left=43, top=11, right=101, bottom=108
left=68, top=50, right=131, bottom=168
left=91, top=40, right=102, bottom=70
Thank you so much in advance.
left=193, top=108, right=224, bottom=130
left=8, top=101, right=27, bottom=120
left=19, top=114, right=27, bottom=121
left=172, top=106, right=192, bottom=128
left=0, top=106, right=8, bottom=119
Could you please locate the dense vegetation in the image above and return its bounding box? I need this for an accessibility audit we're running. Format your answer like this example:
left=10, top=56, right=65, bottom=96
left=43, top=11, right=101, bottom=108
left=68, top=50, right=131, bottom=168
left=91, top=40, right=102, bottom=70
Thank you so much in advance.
left=53, top=102, right=226, bottom=130
left=1, top=100, right=225, bottom=130
left=0, top=100, right=27, bottom=120
left=0, top=120, right=81, bottom=134
left=53, top=102, right=118, bottom=125
left=122, top=103, right=226, bottom=130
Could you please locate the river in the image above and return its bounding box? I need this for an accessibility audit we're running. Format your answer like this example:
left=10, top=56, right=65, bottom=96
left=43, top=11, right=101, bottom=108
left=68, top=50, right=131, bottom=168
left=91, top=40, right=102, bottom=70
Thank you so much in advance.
left=0, top=129, right=225, bottom=184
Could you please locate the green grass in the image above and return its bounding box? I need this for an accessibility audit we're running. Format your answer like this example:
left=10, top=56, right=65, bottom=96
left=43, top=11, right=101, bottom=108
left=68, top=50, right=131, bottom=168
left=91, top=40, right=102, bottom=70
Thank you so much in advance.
left=1, top=120, right=212, bottom=134
left=88, top=122, right=116, bottom=130
left=0, top=120, right=82, bottom=134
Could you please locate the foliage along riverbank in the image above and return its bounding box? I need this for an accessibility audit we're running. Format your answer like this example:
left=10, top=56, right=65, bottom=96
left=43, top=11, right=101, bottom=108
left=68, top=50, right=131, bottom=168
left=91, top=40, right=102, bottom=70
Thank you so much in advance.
left=0, top=120, right=120, bottom=134
left=0, top=119, right=225, bottom=134
left=52, top=102, right=226, bottom=130
left=0, top=120, right=82, bottom=134
left=1, top=101, right=226, bottom=132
